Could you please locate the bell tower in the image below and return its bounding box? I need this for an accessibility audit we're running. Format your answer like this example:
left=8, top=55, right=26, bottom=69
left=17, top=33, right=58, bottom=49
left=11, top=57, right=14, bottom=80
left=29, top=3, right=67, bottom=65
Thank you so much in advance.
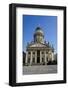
left=34, top=27, right=44, bottom=43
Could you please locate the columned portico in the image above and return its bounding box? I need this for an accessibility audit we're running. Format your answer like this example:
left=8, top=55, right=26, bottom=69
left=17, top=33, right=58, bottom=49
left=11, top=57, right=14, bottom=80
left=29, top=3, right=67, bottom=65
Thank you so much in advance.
left=25, top=27, right=55, bottom=66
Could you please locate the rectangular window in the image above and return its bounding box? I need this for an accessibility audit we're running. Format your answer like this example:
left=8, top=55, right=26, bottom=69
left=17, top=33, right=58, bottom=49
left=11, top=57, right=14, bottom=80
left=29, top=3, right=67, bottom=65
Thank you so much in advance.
left=28, top=58, right=30, bottom=63
left=33, top=58, right=35, bottom=63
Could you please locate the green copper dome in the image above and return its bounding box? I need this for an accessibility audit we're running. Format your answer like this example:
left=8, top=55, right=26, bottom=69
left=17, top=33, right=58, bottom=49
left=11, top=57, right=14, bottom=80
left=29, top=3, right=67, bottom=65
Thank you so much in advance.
left=34, top=27, right=44, bottom=36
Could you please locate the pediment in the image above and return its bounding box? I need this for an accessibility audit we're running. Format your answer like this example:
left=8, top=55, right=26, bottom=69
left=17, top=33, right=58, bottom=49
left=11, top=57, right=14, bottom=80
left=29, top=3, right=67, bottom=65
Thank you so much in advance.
left=29, top=43, right=46, bottom=48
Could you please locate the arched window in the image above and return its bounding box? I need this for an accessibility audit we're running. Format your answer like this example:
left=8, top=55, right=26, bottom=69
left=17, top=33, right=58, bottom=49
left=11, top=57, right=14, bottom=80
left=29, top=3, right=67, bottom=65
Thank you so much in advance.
left=33, top=58, right=35, bottom=63
left=42, top=58, right=44, bottom=62
left=46, top=57, right=48, bottom=62
left=46, top=51, right=48, bottom=54
left=28, top=58, right=30, bottom=63
left=42, top=52, right=44, bottom=54
left=28, top=52, right=31, bottom=55
left=33, top=52, right=35, bottom=55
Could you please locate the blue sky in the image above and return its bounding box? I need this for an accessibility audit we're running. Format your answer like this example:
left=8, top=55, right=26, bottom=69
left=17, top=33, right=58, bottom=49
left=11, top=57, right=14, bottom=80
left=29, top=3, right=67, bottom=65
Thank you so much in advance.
left=23, top=15, right=57, bottom=53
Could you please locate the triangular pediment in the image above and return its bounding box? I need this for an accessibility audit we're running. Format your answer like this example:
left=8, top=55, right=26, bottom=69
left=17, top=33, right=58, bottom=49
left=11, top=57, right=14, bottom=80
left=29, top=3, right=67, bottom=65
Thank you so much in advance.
left=28, top=43, right=46, bottom=48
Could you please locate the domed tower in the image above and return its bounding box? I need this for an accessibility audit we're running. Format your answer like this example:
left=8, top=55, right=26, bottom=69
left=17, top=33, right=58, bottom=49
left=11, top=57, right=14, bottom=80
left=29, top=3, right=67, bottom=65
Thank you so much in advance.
left=34, top=27, right=44, bottom=43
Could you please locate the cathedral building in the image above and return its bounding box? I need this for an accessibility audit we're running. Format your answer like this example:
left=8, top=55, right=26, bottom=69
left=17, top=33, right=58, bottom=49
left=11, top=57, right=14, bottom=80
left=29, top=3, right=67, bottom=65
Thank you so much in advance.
left=25, top=27, right=54, bottom=65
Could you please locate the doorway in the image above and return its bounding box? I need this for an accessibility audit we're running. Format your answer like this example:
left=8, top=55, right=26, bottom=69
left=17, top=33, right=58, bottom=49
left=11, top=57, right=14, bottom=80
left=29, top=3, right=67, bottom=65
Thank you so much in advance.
left=37, top=50, right=40, bottom=63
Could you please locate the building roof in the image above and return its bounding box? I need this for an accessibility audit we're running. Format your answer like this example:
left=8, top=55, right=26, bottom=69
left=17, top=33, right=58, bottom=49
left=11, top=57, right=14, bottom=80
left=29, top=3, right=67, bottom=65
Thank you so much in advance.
left=28, top=43, right=46, bottom=48
left=34, top=27, right=44, bottom=36
left=27, top=42, right=53, bottom=49
left=26, top=27, right=54, bottom=52
left=26, top=42, right=54, bottom=52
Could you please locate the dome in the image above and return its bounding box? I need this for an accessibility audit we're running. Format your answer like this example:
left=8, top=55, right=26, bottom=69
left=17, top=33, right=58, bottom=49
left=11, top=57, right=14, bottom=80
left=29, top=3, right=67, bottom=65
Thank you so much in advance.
left=33, top=27, right=44, bottom=43
left=34, top=27, right=44, bottom=36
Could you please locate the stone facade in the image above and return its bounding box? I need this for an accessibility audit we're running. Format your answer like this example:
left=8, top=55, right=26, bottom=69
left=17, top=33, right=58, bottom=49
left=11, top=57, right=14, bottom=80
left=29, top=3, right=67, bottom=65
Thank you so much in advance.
left=25, top=27, right=54, bottom=65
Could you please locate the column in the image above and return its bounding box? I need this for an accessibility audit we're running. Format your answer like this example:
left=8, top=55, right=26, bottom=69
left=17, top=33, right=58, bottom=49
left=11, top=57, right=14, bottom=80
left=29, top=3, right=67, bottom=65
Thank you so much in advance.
left=25, top=51, right=28, bottom=64
left=44, top=51, right=47, bottom=64
left=40, top=51, right=42, bottom=64
left=35, top=51, right=37, bottom=64
left=30, top=51, right=32, bottom=65
left=52, top=52, right=54, bottom=61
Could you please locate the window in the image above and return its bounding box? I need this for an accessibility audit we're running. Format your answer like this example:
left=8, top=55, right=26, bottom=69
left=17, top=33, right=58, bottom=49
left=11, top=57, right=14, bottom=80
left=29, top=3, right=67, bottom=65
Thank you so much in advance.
left=28, top=58, right=30, bottom=63
left=28, top=52, right=31, bottom=54
left=46, top=51, right=48, bottom=54
left=42, top=58, right=44, bottom=62
left=33, top=52, right=35, bottom=55
left=33, top=58, right=35, bottom=63
left=42, top=52, right=44, bottom=54
left=46, top=57, right=48, bottom=62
